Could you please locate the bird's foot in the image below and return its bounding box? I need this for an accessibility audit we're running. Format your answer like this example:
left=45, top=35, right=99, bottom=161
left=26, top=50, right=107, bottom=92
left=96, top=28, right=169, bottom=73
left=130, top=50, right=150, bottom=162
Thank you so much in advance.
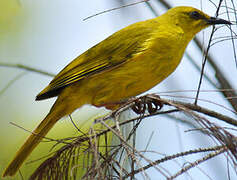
left=131, top=94, right=163, bottom=115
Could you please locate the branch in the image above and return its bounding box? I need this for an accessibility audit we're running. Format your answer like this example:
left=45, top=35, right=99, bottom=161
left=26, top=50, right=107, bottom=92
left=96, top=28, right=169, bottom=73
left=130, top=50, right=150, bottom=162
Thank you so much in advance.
left=168, top=147, right=226, bottom=180
left=124, top=145, right=226, bottom=179
left=194, top=38, right=237, bottom=112
left=0, top=62, right=55, bottom=77
left=156, top=96, right=237, bottom=127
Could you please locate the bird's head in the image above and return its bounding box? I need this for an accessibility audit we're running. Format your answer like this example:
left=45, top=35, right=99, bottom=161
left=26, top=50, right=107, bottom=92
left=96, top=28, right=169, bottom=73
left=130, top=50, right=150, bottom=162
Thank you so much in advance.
left=163, top=6, right=231, bottom=40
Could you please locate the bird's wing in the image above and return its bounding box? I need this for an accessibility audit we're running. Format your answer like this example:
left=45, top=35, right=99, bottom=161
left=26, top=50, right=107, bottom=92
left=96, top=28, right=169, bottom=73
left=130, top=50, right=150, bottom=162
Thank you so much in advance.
left=36, top=20, right=157, bottom=100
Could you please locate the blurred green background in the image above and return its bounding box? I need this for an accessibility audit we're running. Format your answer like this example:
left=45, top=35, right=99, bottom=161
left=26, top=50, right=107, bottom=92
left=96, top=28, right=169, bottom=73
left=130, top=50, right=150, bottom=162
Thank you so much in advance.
left=1, top=0, right=236, bottom=179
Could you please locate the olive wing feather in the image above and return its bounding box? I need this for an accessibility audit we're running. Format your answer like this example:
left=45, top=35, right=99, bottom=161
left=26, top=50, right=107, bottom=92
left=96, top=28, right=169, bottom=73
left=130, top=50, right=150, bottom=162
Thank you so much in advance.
left=36, top=20, right=156, bottom=100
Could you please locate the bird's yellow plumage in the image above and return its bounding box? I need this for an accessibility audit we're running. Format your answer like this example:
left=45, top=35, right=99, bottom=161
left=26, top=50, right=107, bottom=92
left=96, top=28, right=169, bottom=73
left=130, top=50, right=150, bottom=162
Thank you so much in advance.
left=3, top=6, right=231, bottom=177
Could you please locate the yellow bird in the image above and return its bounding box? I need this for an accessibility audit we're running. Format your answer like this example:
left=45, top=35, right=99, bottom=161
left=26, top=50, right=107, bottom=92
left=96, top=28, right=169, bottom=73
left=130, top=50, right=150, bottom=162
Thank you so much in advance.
left=3, top=6, right=231, bottom=177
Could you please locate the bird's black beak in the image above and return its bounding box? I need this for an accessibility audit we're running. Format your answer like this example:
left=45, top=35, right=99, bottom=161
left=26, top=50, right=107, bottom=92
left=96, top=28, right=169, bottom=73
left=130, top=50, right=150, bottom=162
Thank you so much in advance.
left=206, top=17, right=232, bottom=25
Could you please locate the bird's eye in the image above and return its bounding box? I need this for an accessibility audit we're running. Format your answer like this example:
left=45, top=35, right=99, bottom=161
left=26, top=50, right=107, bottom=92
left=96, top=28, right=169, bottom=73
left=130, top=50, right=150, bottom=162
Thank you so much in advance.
left=190, top=11, right=201, bottom=20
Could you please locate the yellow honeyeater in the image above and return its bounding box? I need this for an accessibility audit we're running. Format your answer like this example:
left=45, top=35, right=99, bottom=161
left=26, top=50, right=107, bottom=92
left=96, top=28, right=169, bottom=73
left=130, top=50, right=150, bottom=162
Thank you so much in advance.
left=3, top=6, right=231, bottom=177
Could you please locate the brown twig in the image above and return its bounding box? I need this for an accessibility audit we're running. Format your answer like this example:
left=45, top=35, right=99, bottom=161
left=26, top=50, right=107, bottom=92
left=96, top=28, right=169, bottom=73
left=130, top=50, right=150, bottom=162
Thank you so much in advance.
left=147, top=94, right=237, bottom=127
left=168, top=147, right=227, bottom=180
left=0, top=62, right=55, bottom=77
left=83, top=0, right=149, bottom=21
left=124, top=145, right=225, bottom=179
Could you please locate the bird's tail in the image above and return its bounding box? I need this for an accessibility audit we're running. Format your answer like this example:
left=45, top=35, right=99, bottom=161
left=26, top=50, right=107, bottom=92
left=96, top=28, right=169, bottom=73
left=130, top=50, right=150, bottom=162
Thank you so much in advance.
left=2, top=109, right=62, bottom=177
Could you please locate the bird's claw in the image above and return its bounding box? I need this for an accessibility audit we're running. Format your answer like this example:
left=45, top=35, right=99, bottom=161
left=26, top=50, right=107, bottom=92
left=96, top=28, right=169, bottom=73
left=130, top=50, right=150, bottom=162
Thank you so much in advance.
left=131, top=95, right=163, bottom=115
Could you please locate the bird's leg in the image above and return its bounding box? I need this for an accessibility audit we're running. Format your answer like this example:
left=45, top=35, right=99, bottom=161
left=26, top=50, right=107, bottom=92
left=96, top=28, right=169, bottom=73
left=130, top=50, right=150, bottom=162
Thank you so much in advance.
left=94, top=101, right=126, bottom=110
left=93, top=100, right=132, bottom=119
left=94, top=94, right=163, bottom=115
